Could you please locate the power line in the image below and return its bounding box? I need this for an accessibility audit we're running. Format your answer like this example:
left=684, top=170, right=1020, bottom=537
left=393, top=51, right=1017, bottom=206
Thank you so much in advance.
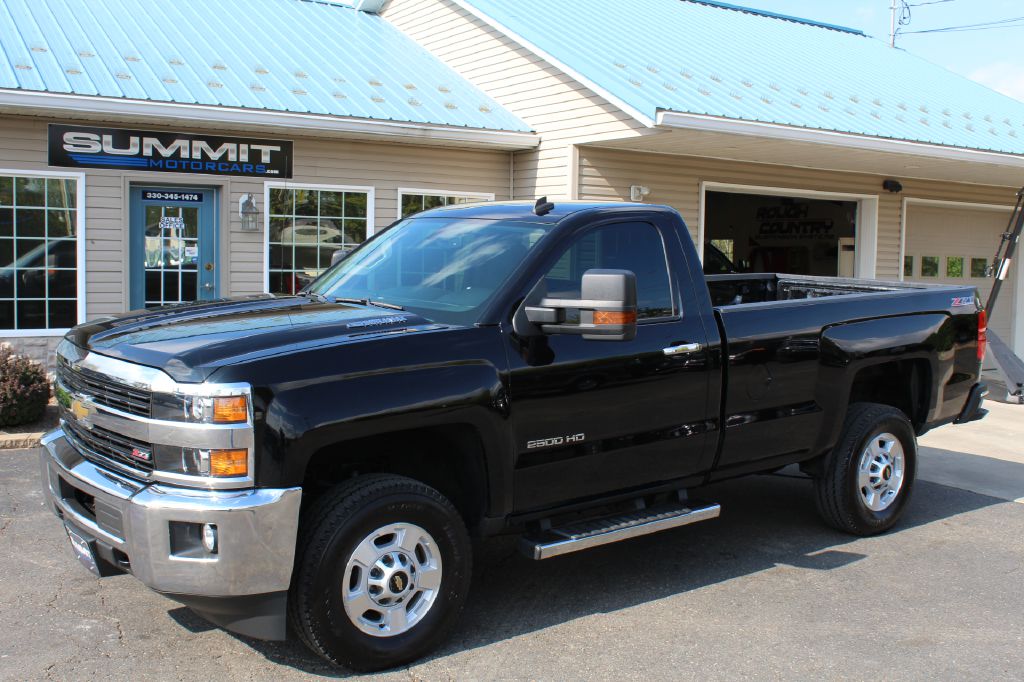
left=903, top=22, right=1024, bottom=34
left=902, top=15, right=1024, bottom=34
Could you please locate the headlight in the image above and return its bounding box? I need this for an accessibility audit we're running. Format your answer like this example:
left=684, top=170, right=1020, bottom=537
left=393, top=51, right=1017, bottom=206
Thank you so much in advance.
left=152, top=393, right=250, bottom=424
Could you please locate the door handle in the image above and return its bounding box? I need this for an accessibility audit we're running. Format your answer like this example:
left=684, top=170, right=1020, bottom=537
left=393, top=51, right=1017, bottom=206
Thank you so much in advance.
left=663, top=342, right=703, bottom=356
left=202, top=282, right=214, bottom=291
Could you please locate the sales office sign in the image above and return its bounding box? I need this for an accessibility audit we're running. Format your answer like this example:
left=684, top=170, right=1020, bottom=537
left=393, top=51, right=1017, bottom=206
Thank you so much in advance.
left=48, top=124, right=293, bottom=178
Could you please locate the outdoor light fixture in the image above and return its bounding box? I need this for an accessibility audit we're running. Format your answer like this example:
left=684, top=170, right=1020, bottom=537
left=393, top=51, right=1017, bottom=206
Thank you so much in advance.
left=239, top=193, right=261, bottom=231
left=882, top=179, right=903, bottom=193
left=630, top=185, right=651, bottom=202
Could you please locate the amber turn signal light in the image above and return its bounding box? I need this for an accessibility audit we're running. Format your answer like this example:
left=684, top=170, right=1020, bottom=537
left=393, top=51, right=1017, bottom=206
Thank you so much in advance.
left=209, top=449, right=249, bottom=477
left=212, top=396, right=248, bottom=423
left=593, top=310, right=637, bottom=325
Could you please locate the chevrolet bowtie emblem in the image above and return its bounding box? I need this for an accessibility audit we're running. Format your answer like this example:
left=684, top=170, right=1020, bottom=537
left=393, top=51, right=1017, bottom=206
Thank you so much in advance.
left=70, top=396, right=94, bottom=430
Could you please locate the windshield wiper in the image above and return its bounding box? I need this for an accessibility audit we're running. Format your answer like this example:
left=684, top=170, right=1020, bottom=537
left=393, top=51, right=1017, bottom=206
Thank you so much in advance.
left=333, top=297, right=405, bottom=311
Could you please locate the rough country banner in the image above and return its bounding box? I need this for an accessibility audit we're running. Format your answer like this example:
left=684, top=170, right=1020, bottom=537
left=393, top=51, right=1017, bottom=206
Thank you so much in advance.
left=48, top=124, right=293, bottom=178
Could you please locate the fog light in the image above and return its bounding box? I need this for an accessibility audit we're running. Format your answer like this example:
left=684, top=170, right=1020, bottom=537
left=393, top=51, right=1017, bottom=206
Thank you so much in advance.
left=209, top=448, right=249, bottom=477
left=202, top=523, right=218, bottom=553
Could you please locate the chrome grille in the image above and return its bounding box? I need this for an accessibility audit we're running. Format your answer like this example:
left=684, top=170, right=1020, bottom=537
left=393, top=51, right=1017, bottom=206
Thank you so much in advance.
left=57, top=355, right=152, bottom=417
left=62, top=416, right=154, bottom=476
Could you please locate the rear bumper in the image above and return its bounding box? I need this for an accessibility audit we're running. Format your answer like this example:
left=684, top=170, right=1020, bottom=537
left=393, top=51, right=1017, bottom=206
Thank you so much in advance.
left=39, top=427, right=301, bottom=639
left=954, top=382, right=989, bottom=424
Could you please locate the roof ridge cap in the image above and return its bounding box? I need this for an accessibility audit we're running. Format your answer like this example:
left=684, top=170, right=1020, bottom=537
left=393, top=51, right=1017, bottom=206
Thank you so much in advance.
left=682, top=0, right=866, bottom=36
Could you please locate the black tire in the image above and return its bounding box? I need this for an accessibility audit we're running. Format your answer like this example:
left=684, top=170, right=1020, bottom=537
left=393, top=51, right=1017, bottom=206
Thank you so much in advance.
left=288, top=474, right=472, bottom=671
left=814, top=402, right=917, bottom=536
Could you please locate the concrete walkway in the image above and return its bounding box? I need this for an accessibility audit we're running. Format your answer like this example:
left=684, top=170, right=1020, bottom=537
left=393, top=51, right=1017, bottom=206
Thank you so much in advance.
left=918, top=400, right=1024, bottom=504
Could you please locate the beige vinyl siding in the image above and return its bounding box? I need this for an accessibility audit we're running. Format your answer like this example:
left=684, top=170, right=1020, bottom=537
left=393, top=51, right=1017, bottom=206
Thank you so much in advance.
left=0, top=113, right=511, bottom=321
left=384, top=0, right=646, bottom=200
left=576, top=146, right=1017, bottom=280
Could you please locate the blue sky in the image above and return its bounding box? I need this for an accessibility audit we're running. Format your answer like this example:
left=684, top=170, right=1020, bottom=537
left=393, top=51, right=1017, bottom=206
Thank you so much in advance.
left=735, top=1, right=1024, bottom=101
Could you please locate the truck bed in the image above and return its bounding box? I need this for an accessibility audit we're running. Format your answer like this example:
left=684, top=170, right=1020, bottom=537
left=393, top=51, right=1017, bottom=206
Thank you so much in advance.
left=705, top=272, right=981, bottom=479
left=706, top=272, right=941, bottom=307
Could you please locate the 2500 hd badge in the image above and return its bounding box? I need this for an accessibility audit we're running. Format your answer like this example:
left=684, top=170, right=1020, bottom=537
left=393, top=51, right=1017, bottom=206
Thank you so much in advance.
left=527, top=433, right=586, bottom=449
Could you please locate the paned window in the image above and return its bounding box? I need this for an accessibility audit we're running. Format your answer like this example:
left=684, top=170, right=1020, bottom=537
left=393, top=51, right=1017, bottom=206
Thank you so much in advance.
left=268, top=187, right=369, bottom=295
left=399, top=191, right=491, bottom=218
left=0, top=175, right=79, bottom=330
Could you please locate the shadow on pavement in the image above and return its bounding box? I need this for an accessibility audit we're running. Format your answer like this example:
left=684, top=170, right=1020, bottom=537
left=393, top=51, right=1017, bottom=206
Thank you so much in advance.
left=210, top=471, right=1004, bottom=677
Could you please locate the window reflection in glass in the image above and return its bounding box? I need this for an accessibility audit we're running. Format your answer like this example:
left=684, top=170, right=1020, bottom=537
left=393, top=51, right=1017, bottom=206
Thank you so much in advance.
left=0, top=175, right=78, bottom=330
left=971, top=258, right=988, bottom=278
left=920, top=256, right=939, bottom=277
left=268, top=188, right=368, bottom=295
left=399, top=193, right=484, bottom=218
left=946, top=256, right=964, bottom=278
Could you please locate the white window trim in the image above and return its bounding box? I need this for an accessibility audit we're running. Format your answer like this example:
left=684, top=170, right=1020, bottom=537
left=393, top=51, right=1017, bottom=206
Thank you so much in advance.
left=397, top=188, right=496, bottom=218
left=262, top=181, right=375, bottom=294
left=699, top=181, right=879, bottom=279
left=0, top=168, right=86, bottom=337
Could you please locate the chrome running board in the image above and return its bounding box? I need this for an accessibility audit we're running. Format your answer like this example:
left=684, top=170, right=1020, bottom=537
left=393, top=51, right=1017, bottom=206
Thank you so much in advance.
left=520, top=500, right=721, bottom=560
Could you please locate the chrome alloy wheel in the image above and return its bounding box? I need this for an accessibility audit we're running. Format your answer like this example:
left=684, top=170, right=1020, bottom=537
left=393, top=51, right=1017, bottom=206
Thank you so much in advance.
left=857, top=432, right=906, bottom=512
left=342, top=523, right=443, bottom=637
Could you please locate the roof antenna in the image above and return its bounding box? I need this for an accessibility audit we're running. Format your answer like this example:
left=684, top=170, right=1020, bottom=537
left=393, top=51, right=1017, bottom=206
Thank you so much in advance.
left=534, top=196, right=555, bottom=216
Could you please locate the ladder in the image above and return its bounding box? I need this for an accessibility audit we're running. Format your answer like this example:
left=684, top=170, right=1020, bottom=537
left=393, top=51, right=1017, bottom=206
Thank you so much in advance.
left=984, top=187, right=1024, bottom=403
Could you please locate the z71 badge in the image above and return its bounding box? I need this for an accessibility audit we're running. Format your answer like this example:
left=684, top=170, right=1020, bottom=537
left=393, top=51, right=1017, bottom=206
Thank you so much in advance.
left=527, top=433, right=585, bottom=449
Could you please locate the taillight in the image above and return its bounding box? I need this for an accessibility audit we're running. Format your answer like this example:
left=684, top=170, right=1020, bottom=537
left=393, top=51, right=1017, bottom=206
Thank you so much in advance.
left=977, top=309, right=988, bottom=361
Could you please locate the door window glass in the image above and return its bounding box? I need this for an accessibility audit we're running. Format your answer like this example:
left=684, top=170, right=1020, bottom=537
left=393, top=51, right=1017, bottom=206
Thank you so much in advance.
left=920, top=256, right=939, bottom=277
left=540, top=222, right=674, bottom=319
left=144, top=205, right=199, bottom=308
left=971, top=258, right=988, bottom=278
left=0, top=175, right=78, bottom=330
left=946, top=256, right=964, bottom=278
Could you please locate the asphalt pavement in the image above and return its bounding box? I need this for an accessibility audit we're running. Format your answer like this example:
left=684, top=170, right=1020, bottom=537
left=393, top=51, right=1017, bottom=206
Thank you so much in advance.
left=1, top=404, right=1022, bottom=681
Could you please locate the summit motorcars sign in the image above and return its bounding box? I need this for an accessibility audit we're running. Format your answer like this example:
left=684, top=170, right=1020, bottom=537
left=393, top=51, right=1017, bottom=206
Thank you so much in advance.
left=48, top=124, right=293, bottom=178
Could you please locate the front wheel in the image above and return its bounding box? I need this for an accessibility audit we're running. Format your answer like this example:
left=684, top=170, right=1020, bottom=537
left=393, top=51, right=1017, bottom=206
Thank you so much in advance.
left=814, top=403, right=917, bottom=536
left=288, top=474, right=472, bottom=671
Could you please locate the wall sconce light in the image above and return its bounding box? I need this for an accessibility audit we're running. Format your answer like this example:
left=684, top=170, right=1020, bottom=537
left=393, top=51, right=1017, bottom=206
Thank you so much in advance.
left=630, top=185, right=651, bottom=202
left=239, top=193, right=261, bottom=231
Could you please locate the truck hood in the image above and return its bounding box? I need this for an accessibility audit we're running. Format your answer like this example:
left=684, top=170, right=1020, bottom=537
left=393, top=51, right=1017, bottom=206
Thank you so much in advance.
left=66, top=296, right=442, bottom=383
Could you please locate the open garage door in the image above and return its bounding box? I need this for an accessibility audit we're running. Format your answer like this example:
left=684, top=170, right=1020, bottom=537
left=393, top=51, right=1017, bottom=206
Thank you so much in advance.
left=903, top=202, right=1019, bottom=358
left=704, top=191, right=858, bottom=277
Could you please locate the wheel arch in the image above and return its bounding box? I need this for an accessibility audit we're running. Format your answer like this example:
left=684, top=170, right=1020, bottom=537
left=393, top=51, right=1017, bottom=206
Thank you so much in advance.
left=299, top=423, right=492, bottom=531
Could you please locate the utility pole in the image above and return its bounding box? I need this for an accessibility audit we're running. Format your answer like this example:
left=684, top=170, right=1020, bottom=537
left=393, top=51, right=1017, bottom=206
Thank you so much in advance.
left=889, top=0, right=898, bottom=47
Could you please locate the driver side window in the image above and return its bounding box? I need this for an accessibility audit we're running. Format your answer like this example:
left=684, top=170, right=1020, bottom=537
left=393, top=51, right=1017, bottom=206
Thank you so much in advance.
left=542, top=222, right=674, bottom=319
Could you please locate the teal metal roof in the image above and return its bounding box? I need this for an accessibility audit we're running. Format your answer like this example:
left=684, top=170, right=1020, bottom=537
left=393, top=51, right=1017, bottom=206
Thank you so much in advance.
left=457, top=0, right=1024, bottom=154
left=0, top=0, right=532, bottom=132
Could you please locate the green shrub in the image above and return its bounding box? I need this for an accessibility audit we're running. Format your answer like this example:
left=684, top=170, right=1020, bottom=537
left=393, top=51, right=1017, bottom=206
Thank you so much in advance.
left=0, top=346, right=50, bottom=427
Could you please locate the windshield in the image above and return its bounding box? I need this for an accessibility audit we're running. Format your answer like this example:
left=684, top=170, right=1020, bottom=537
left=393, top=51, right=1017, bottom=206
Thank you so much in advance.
left=307, top=217, right=554, bottom=325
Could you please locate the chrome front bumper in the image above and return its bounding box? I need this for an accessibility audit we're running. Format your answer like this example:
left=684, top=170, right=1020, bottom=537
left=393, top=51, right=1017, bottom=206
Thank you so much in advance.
left=39, top=428, right=301, bottom=598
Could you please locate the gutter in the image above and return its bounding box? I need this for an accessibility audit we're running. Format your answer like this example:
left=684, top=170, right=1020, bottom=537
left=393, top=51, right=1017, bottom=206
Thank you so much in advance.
left=0, top=89, right=539, bottom=151
left=656, top=110, right=1024, bottom=168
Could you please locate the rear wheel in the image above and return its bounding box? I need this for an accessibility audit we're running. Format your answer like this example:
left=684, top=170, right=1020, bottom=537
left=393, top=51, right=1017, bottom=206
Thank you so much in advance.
left=289, top=474, right=471, bottom=671
left=814, top=403, right=917, bottom=536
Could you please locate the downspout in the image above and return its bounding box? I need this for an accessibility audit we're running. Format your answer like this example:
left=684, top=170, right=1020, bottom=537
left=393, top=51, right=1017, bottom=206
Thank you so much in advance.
left=509, top=151, right=515, bottom=200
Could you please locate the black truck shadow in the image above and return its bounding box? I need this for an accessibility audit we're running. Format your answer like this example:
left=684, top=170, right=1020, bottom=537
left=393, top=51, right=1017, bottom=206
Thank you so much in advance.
left=194, top=471, right=1006, bottom=677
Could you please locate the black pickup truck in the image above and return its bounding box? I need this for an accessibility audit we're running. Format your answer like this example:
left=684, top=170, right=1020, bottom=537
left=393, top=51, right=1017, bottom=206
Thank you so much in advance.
left=40, top=200, right=987, bottom=670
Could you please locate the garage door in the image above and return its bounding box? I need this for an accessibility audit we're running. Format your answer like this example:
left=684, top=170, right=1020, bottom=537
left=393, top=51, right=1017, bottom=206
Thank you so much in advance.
left=904, top=203, right=1019, bottom=361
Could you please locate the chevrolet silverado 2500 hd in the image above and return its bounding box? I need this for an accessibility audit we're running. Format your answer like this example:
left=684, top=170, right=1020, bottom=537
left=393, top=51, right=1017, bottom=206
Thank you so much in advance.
left=40, top=200, right=987, bottom=670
